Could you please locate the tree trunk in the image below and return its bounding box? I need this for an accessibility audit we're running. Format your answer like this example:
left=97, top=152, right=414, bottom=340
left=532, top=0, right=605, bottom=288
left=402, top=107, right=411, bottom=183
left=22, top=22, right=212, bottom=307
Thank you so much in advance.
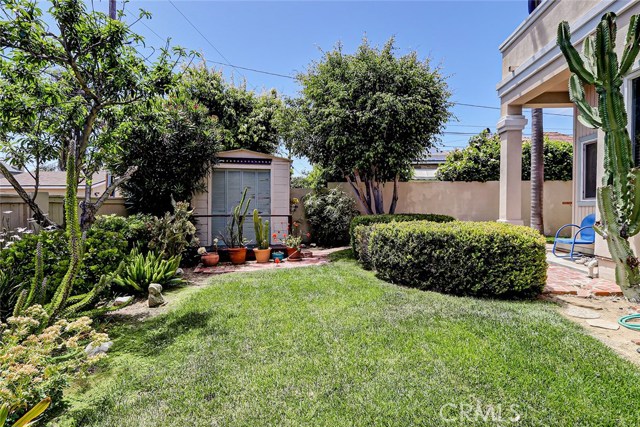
left=346, top=175, right=373, bottom=215
left=530, top=108, right=544, bottom=234
left=389, top=175, right=399, bottom=214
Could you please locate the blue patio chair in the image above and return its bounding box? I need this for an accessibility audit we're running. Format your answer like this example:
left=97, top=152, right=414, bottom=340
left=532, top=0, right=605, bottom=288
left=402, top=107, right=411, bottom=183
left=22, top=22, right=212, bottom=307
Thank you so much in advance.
left=552, top=213, right=596, bottom=260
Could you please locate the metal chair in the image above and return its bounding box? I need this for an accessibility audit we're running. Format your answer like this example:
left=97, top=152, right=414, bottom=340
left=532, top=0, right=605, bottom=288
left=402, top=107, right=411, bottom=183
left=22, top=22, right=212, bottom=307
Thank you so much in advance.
left=552, top=213, right=596, bottom=260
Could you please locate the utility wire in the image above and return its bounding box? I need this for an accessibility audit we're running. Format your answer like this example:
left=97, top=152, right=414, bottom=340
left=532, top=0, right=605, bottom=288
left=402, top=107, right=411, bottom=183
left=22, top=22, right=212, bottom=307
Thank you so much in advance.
left=167, top=0, right=245, bottom=79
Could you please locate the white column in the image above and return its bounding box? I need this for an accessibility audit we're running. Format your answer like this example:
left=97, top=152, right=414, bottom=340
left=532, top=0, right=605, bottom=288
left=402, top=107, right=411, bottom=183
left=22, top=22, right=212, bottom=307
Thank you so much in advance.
left=497, top=114, right=527, bottom=225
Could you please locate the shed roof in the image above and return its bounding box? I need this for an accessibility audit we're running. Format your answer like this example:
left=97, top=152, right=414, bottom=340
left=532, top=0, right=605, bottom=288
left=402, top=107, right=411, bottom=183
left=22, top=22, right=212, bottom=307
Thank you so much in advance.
left=218, top=149, right=292, bottom=163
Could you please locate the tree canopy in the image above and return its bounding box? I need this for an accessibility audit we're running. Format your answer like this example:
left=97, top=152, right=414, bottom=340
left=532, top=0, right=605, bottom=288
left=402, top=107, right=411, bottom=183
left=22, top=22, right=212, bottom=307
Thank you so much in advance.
left=0, top=0, right=188, bottom=228
left=286, top=37, right=452, bottom=214
left=435, top=130, right=573, bottom=182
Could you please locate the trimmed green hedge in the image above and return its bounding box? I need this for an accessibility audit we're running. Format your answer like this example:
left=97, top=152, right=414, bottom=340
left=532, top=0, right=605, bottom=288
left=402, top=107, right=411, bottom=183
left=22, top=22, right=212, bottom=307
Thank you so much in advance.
left=366, top=221, right=547, bottom=299
left=350, top=214, right=455, bottom=257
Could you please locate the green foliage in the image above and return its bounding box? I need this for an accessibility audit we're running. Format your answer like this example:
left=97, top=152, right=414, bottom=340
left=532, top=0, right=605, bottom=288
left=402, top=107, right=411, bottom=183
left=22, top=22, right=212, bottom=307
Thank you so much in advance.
left=253, top=210, right=270, bottom=250
left=435, top=130, right=573, bottom=182
left=366, top=221, right=547, bottom=298
left=288, top=37, right=452, bottom=214
left=303, top=188, right=359, bottom=247
left=0, top=397, right=51, bottom=427
left=113, top=250, right=183, bottom=294
left=179, top=63, right=284, bottom=154
left=91, top=214, right=154, bottom=252
left=108, top=96, right=220, bottom=216
left=558, top=13, right=640, bottom=300
left=290, top=165, right=329, bottom=191
left=349, top=213, right=455, bottom=256
left=0, top=305, right=108, bottom=423
left=0, top=0, right=187, bottom=229
left=221, top=188, right=252, bottom=248
left=147, top=202, right=198, bottom=258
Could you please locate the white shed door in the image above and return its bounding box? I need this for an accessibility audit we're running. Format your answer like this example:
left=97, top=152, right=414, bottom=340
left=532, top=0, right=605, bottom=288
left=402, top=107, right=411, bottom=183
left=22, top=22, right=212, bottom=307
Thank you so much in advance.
left=211, top=170, right=271, bottom=245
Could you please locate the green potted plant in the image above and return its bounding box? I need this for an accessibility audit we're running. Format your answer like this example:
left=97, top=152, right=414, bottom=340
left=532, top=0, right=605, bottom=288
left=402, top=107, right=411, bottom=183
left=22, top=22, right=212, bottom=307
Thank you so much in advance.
left=198, top=238, right=219, bottom=267
left=283, top=222, right=304, bottom=260
left=221, top=187, right=251, bottom=265
left=252, top=209, right=271, bottom=263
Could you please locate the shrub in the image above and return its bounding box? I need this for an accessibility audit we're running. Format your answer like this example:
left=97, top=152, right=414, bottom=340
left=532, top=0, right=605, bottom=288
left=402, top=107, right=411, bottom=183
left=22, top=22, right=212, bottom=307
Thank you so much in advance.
left=350, top=213, right=455, bottom=256
left=366, top=221, right=546, bottom=298
left=352, top=225, right=375, bottom=269
left=148, top=202, right=198, bottom=258
left=113, top=249, right=183, bottom=294
left=304, top=188, right=359, bottom=247
left=0, top=305, right=108, bottom=423
left=92, top=214, right=154, bottom=252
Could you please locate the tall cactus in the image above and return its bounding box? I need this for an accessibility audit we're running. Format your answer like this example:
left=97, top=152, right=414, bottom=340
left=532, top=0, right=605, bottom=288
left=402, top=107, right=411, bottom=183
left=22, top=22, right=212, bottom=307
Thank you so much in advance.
left=558, top=13, right=640, bottom=301
left=48, top=143, right=83, bottom=321
left=253, top=209, right=270, bottom=249
left=224, top=187, right=252, bottom=248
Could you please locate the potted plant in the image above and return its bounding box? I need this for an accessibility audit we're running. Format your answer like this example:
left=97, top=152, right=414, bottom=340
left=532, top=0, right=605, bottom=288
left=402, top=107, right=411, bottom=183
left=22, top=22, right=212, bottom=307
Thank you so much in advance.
left=283, top=222, right=304, bottom=260
left=221, top=187, right=251, bottom=265
left=198, top=238, right=219, bottom=267
left=252, top=209, right=271, bottom=263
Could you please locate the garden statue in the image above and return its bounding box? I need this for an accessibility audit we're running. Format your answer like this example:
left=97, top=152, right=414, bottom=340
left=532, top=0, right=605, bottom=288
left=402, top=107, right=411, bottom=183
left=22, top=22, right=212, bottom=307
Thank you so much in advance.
left=148, top=283, right=165, bottom=308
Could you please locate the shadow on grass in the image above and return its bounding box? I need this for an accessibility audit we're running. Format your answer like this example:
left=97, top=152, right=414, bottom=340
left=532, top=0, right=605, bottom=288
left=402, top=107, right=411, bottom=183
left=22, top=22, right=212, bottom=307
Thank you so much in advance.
left=328, top=248, right=355, bottom=262
left=112, top=309, right=226, bottom=357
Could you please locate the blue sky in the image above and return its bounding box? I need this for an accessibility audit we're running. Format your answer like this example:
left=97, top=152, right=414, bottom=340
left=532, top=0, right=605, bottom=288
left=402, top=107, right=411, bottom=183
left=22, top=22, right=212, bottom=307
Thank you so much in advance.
left=89, top=0, right=573, bottom=174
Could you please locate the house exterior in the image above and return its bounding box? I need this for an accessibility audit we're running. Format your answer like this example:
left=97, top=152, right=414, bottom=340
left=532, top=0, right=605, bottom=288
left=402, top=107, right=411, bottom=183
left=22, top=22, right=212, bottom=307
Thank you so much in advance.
left=191, top=149, right=292, bottom=246
left=0, top=170, right=113, bottom=196
left=412, top=152, right=450, bottom=180
left=497, top=0, right=640, bottom=277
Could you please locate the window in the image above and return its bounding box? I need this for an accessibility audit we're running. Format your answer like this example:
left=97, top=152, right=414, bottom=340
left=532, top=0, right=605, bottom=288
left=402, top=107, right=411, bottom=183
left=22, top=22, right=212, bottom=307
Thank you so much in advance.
left=582, top=141, right=597, bottom=200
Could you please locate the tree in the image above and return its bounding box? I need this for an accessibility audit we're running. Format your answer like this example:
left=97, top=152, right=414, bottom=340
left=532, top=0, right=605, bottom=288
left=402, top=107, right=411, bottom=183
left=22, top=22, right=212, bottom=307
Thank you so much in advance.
left=179, top=64, right=283, bottom=154
left=0, top=0, right=187, bottom=229
left=530, top=109, right=544, bottom=234
left=436, top=130, right=572, bottom=182
left=288, top=38, right=452, bottom=214
left=107, top=94, right=220, bottom=216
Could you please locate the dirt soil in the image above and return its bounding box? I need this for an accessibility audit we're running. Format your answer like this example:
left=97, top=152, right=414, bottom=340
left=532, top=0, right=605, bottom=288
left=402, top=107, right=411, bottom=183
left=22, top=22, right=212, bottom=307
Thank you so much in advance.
left=546, top=294, right=640, bottom=365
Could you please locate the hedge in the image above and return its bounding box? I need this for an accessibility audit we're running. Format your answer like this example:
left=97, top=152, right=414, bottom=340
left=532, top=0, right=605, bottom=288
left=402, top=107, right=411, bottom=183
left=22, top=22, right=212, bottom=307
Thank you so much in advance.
left=365, top=221, right=547, bottom=299
left=350, top=213, right=455, bottom=257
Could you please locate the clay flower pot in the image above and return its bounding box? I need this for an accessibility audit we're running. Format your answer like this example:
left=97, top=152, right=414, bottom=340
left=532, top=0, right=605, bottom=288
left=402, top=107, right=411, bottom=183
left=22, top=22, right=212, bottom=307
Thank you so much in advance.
left=286, top=247, right=301, bottom=260
left=201, top=253, right=219, bottom=267
left=253, top=247, right=272, bottom=263
left=227, top=247, right=247, bottom=265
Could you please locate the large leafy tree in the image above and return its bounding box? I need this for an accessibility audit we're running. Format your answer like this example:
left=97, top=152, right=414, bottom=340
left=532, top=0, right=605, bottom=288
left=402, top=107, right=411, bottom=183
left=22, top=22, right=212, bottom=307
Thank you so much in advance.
left=179, top=64, right=283, bottom=154
left=0, top=0, right=187, bottom=229
left=107, top=94, right=221, bottom=216
left=287, top=38, right=452, bottom=214
left=436, top=130, right=573, bottom=182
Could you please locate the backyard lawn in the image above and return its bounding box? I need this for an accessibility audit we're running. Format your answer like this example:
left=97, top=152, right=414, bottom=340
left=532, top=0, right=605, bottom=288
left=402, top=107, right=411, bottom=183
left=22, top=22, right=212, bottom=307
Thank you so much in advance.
left=61, top=254, right=640, bottom=426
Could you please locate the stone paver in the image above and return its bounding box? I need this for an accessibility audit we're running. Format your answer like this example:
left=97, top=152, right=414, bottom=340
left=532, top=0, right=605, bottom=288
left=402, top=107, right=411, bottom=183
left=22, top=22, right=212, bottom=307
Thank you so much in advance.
left=545, top=264, right=623, bottom=297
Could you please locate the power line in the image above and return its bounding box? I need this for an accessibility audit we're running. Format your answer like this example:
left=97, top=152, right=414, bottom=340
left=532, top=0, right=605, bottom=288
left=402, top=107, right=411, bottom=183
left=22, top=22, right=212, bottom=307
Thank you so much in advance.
left=205, top=59, right=296, bottom=80
left=167, top=0, right=245, bottom=79
left=452, top=102, right=573, bottom=117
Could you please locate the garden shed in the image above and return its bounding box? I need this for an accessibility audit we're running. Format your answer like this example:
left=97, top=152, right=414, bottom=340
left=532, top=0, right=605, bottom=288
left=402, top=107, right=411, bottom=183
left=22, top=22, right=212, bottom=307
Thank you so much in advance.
left=192, top=149, right=292, bottom=246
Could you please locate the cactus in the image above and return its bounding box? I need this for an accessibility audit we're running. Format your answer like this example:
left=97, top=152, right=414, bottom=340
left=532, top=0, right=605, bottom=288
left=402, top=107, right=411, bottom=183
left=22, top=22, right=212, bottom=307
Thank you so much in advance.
left=558, top=13, right=640, bottom=301
left=253, top=209, right=270, bottom=249
left=48, top=143, right=83, bottom=321
left=222, top=187, right=252, bottom=248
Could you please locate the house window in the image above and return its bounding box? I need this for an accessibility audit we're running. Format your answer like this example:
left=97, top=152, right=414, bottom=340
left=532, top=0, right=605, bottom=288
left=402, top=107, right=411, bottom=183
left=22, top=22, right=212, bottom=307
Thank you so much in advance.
left=582, top=141, right=597, bottom=200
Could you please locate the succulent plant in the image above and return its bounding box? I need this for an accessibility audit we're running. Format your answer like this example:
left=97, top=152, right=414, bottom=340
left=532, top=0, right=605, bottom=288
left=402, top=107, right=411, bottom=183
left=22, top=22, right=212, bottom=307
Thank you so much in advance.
left=558, top=12, right=640, bottom=300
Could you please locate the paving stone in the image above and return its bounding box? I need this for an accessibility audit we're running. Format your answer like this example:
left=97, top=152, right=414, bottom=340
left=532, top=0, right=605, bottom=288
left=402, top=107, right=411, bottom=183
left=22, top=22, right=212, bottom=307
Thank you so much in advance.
left=586, top=319, right=620, bottom=330
left=566, top=307, right=601, bottom=319
left=631, top=339, right=640, bottom=345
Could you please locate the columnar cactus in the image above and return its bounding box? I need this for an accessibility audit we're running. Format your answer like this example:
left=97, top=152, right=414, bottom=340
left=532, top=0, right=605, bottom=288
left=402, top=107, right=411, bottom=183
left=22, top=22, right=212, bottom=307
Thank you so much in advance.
left=558, top=13, right=640, bottom=301
left=48, top=144, right=83, bottom=321
left=253, top=209, right=270, bottom=249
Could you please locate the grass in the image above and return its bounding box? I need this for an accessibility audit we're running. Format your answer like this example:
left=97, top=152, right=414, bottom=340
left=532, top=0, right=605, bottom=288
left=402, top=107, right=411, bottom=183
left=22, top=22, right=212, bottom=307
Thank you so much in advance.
left=60, top=257, right=640, bottom=426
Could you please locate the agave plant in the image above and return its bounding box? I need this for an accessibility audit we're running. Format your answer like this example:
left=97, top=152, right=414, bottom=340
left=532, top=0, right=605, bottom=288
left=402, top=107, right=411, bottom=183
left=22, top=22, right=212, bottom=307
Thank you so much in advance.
left=0, top=397, right=51, bottom=427
left=558, top=12, right=640, bottom=300
left=113, top=249, right=183, bottom=293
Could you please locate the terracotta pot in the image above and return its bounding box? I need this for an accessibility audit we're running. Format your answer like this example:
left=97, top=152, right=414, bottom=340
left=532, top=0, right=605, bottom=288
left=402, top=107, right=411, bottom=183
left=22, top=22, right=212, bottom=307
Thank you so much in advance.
left=253, top=248, right=272, bottom=263
left=286, top=247, right=301, bottom=259
left=201, top=253, right=219, bottom=267
left=227, top=247, right=247, bottom=265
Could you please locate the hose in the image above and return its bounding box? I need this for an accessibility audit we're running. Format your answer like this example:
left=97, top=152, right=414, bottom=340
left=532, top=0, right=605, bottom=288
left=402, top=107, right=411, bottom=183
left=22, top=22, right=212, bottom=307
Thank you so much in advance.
left=618, top=314, right=640, bottom=331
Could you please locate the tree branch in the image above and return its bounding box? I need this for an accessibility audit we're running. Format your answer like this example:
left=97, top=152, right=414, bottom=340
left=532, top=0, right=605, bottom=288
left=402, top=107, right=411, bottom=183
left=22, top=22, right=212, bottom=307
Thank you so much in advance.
left=0, top=162, right=59, bottom=228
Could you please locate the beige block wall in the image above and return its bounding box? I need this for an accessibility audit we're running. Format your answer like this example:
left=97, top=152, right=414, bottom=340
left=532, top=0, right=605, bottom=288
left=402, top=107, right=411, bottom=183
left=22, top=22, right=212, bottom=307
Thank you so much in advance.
left=331, top=180, right=572, bottom=237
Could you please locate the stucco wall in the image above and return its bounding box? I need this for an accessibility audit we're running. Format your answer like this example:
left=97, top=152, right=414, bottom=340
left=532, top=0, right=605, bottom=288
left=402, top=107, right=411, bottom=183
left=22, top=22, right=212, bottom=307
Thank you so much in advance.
left=331, top=180, right=572, bottom=237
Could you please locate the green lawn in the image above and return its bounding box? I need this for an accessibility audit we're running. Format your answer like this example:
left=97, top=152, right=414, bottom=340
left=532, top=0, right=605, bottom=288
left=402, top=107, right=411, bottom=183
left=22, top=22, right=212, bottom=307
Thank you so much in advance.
left=60, top=255, right=640, bottom=426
